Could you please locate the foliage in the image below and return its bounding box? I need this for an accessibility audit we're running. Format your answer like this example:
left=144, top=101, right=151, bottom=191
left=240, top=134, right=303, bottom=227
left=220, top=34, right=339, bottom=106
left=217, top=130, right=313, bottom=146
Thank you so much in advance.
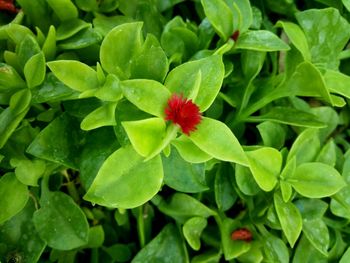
left=1, top=0, right=350, bottom=262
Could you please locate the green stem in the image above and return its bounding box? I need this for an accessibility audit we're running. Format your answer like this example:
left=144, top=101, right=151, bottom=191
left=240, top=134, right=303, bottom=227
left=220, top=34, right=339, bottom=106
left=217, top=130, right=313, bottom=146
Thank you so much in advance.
left=137, top=206, right=146, bottom=248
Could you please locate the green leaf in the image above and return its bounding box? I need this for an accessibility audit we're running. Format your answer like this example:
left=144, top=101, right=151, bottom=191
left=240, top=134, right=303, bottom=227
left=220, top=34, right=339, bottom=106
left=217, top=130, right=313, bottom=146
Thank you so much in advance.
left=95, top=74, right=122, bottom=102
left=264, top=235, right=289, bottom=263
left=296, top=8, right=350, bottom=69
left=130, top=34, right=169, bottom=82
left=47, top=60, right=99, bottom=92
left=15, top=0, right=51, bottom=32
left=162, top=147, right=208, bottom=193
left=303, top=218, right=329, bottom=256
left=220, top=218, right=251, bottom=260
left=155, top=193, right=215, bottom=223
left=79, top=127, right=119, bottom=189
left=201, top=0, right=234, bottom=40
left=24, top=52, right=46, bottom=89
left=257, top=121, right=285, bottom=149
left=215, top=164, right=237, bottom=211
left=33, top=191, right=89, bottom=250
left=27, top=113, right=85, bottom=169
left=122, top=118, right=166, bottom=157
left=324, top=70, right=350, bottom=99
left=104, top=244, right=132, bottom=262
left=85, top=225, right=105, bottom=248
left=246, top=147, right=282, bottom=191
left=237, top=241, right=263, bottom=263
left=57, top=28, right=102, bottom=50
left=235, top=164, right=261, bottom=196
left=132, top=224, right=188, bottom=263
left=293, top=235, right=328, bottom=263
left=295, top=199, right=328, bottom=219
left=247, top=106, right=325, bottom=128
left=183, top=217, right=207, bottom=251
left=121, top=79, right=171, bottom=118
left=165, top=55, right=225, bottom=111
left=42, top=26, right=57, bottom=61
left=0, top=91, right=31, bottom=149
left=46, top=0, right=78, bottom=21
left=280, top=181, right=293, bottom=202
left=275, top=21, right=311, bottom=61
left=80, top=102, right=118, bottom=130
left=340, top=247, right=350, bottom=263
left=235, top=30, right=290, bottom=51
left=171, top=135, right=212, bottom=163
left=284, top=62, right=332, bottom=103
left=190, top=117, right=248, bottom=165
left=84, top=145, right=163, bottom=208
left=13, top=158, right=46, bottom=186
left=0, top=199, right=46, bottom=262
left=274, top=192, right=302, bottom=247
left=235, top=0, right=253, bottom=32
left=287, top=128, right=320, bottom=165
left=100, top=22, right=143, bottom=78
left=316, top=139, right=336, bottom=166
left=17, top=34, right=41, bottom=68
left=56, top=19, right=90, bottom=41
left=0, top=63, right=26, bottom=91
left=0, top=173, right=28, bottom=224
left=288, top=162, right=346, bottom=198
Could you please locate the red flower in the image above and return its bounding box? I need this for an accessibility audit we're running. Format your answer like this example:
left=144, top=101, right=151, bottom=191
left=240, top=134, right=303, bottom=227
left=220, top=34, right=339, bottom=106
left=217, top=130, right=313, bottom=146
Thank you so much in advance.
left=164, top=93, right=202, bottom=136
left=0, top=0, right=18, bottom=13
left=231, top=228, right=252, bottom=242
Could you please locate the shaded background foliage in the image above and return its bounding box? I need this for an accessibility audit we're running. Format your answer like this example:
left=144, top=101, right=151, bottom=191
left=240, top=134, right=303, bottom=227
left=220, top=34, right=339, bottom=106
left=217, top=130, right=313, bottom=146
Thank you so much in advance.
left=2, top=0, right=350, bottom=262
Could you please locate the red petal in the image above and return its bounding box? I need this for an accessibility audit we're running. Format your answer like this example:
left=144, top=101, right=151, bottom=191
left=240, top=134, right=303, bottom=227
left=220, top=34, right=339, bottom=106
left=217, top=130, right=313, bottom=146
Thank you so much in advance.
left=165, top=94, right=202, bottom=135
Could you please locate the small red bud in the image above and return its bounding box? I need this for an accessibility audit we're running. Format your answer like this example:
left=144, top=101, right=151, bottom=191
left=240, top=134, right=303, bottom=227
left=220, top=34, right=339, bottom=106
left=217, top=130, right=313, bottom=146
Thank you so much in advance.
left=231, top=30, right=240, bottom=42
left=231, top=228, right=252, bottom=242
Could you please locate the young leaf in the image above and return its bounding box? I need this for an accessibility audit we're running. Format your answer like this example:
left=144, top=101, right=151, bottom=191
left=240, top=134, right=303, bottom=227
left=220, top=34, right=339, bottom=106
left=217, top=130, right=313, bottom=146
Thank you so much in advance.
left=80, top=102, right=118, bottom=130
left=121, top=79, right=171, bottom=118
left=122, top=118, right=166, bottom=157
left=246, top=147, right=282, bottom=192
left=165, top=55, right=225, bottom=111
left=189, top=117, right=248, bottom=166
left=24, top=52, right=46, bottom=89
left=84, top=145, right=163, bottom=208
left=287, top=128, right=320, bottom=165
left=183, top=217, right=207, bottom=251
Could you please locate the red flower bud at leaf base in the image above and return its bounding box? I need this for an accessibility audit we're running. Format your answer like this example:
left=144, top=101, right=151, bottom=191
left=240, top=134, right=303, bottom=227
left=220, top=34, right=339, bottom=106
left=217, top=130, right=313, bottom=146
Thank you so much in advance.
left=0, top=0, right=18, bottom=13
left=231, top=228, right=252, bottom=242
left=231, top=30, right=240, bottom=42
left=164, top=93, right=202, bottom=136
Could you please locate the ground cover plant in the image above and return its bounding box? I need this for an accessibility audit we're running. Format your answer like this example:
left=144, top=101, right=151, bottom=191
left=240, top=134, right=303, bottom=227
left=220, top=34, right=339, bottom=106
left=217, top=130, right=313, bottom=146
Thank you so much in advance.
left=2, top=0, right=350, bottom=262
